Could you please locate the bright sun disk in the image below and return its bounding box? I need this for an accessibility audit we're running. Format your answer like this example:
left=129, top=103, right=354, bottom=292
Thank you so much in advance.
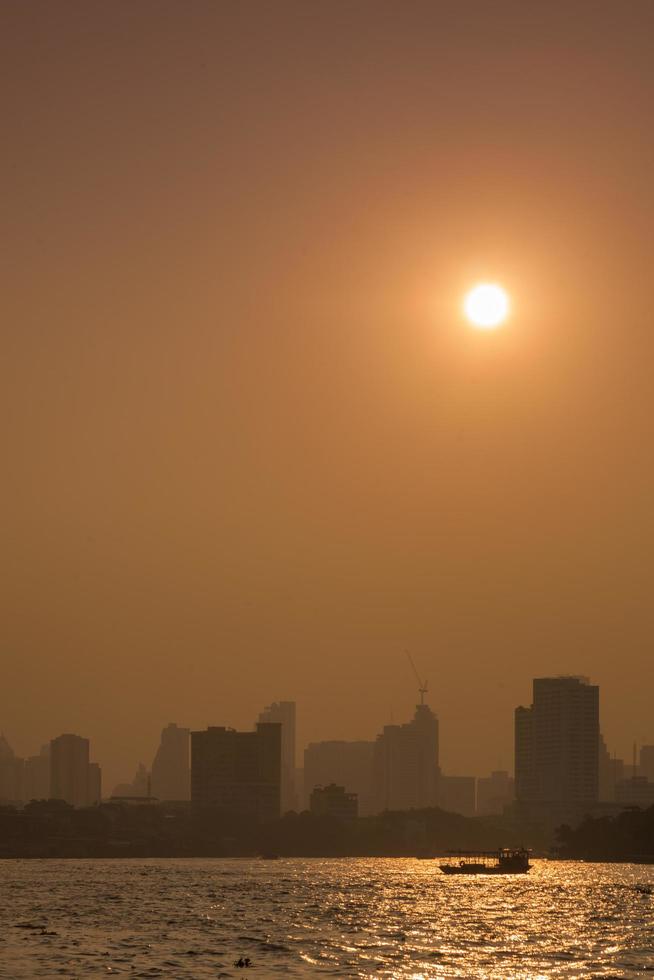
left=464, top=283, right=510, bottom=329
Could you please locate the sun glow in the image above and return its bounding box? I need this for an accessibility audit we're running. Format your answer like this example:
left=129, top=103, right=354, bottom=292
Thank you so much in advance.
left=463, top=283, right=510, bottom=329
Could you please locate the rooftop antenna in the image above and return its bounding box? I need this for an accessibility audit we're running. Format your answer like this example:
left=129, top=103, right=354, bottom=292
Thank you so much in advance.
left=406, top=651, right=428, bottom=705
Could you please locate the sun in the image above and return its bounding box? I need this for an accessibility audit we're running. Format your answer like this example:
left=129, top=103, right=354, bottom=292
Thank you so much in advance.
left=463, top=283, right=510, bottom=329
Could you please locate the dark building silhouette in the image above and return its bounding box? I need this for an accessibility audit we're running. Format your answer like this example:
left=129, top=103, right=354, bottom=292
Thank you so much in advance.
left=24, top=744, right=50, bottom=801
left=476, top=769, right=514, bottom=815
left=50, top=734, right=101, bottom=808
left=151, top=723, right=190, bottom=801
left=615, top=775, right=654, bottom=808
left=515, top=676, right=599, bottom=805
left=0, top=734, right=24, bottom=804
left=372, top=703, right=439, bottom=813
left=310, top=783, right=358, bottom=821
left=88, top=762, right=102, bottom=805
left=257, top=701, right=296, bottom=812
left=303, top=739, right=374, bottom=815
left=191, top=723, right=281, bottom=821
left=112, top=762, right=150, bottom=799
left=640, top=744, right=654, bottom=782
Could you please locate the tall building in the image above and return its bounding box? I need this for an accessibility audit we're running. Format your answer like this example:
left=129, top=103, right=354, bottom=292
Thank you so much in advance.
left=257, top=701, right=296, bottom=813
left=151, top=723, right=190, bottom=801
left=303, top=740, right=375, bottom=815
left=476, top=770, right=514, bottom=815
left=514, top=676, right=599, bottom=806
left=310, top=783, right=358, bottom=821
left=372, top=703, right=439, bottom=813
left=640, top=745, right=654, bottom=782
left=0, top=734, right=24, bottom=804
left=24, top=745, right=50, bottom=801
left=50, top=734, right=99, bottom=808
left=191, top=723, right=281, bottom=821
left=87, top=762, right=102, bottom=805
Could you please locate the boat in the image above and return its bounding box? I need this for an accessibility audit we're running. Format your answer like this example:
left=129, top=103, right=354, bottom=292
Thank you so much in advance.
left=439, top=847, right=531, bottom=875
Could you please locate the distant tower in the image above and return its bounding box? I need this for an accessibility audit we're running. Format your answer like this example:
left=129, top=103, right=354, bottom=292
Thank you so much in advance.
left=372, top=661, right=440, bottom=814
left=191, top=723, right=282, bottom=821
left=514, top=676, right=599, bottom=805
left=257, top=701, right=296, bottom=813
left=50, top=734, right=93, bottom=807
left=151, top=724, right=190, bottom=801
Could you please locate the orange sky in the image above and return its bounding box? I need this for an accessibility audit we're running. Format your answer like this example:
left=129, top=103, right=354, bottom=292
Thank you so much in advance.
left=2, top=1, right=654, bottom=790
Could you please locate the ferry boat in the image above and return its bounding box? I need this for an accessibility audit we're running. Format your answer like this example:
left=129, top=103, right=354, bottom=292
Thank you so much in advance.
left=439, top=847, right=531, bottom=875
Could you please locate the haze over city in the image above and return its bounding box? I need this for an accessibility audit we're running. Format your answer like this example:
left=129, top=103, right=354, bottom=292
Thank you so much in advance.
left=3, top=1, right=654, bottom=794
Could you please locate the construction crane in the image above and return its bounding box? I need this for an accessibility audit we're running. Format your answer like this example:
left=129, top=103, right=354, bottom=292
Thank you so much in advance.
left=406, top=651, right=428, bottom=705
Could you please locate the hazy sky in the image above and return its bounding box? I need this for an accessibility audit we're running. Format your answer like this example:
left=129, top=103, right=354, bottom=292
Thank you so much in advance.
left=3, top=1, right=654, bottom=790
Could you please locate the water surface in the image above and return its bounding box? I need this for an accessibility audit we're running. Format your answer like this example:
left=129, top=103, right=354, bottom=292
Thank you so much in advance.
left=1, top=858, right=653, bottom=977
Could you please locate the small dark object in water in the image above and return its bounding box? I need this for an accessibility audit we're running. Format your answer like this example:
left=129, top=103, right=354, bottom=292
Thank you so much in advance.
left=234, top=956, right=253, bottom=968
left=635, top=884, right=653, bottom=895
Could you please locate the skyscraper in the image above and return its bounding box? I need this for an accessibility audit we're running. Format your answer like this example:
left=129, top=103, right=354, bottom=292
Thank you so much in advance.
left=151, top=723, right=190, bottom=801
left=24, top=745, right=50, bottom=802
left=257, top=701, right=296, bottom=813
left=514, top=676, right=599, bottom=806
left=0, top=734, right=24, bottom=804
left=372, top=703, right=439, bottom=813
left=191, top=723, right=281, bottom=821
left=50, top=734, right=100, bottom=808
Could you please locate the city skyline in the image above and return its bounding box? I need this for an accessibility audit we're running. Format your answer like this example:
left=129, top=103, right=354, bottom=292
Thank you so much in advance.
left=2, top=675, right=653, bottom=813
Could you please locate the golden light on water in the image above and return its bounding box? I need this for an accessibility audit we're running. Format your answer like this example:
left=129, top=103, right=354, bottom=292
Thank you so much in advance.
left=463, top=283, right=510, bottom=329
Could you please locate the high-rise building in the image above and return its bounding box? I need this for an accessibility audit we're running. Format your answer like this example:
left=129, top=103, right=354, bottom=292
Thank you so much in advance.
left=514, top=676, right=599, bottom=805
left=191, top=723, right=281, bottom=821
left=310, top=783, right=358, bottom=821
left=24, top=745, right=50, bottom=801
left=640, top=745, right=654, bottom=782
left=50, top=734, right=99, bottom=808
left=87, top=762, right=102, bottom=805
left=615, top=776, right=654, bottom=808
left=372, top=703, right=439, bottom=813
left=303, top=740, right=375, bottom=815
left=0, top=734, right=24, bottom=804
left=257, top=701, right=296, bottom=813
left=476, top=770, right=514, bottom=815
left=151, top=723, right=190, bottom=801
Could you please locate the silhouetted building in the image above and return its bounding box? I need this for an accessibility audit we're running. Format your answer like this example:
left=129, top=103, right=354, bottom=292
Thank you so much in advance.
left=303, top=740, right=374, bottom=815
left=515, top=676, right=599, bottom=805
left=88, top=762, right=102, bottom=805
left=476, top=770, right=514, bottom=815
left=24, top=745, right=50, bottom=801
left=112, top=762, right=150, bottom=799
left=151, top=723, right=190, bottom=801
left=191, top=723, right=281, bottom=821
left=514, top=706, right=535, bottom=801
left=615, top=776, right=654, bottom=808
left=372, top=703, right=439, bottom=813
left=257, top=701, right=296, bottom=812
left=0, top=735, right=24, bottom=804
left=598, top=735, right=625, bottom=802
left=50, top=734, right=99, bottom=808
left=439, top=774, right=476, bottom=817
left=310, top=783, right=358, bottom=821
left=640, top=745, right=654, bottom=782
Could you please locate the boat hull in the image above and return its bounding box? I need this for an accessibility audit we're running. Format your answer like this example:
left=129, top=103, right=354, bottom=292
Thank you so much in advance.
left=439, top=864, right=530, bottom=875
